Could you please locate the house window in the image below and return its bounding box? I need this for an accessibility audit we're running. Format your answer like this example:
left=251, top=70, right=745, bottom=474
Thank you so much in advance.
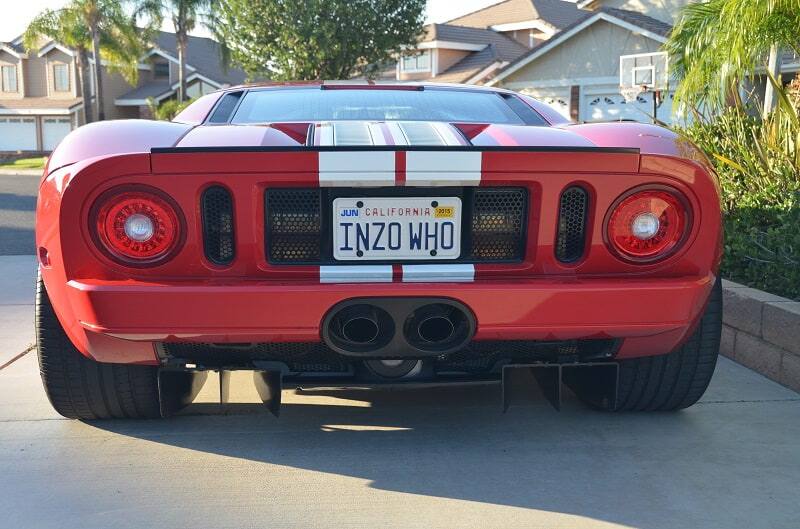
left=401, top=51, right=431, bottom=73
left=154, top=61, right=170, bottom=79
left=1, top=65, right=17, bottom=92
left=53, top=63, right=70, bottom=92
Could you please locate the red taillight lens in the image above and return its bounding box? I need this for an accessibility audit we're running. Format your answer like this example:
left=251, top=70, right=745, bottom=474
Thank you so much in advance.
left=606, top=188, right=689, bottom=263
left=93, top=187, right=183, bottom=265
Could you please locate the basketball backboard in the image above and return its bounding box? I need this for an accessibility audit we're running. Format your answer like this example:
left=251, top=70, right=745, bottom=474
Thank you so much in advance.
left=619, top=52, right=669, bottom=101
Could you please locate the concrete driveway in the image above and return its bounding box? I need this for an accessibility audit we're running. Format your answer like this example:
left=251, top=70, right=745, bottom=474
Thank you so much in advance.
left=1, top=255, right=799, bottom=529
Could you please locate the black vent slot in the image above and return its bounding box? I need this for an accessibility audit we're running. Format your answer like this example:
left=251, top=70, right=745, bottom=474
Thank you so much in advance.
left=556, top=186, right=589, bottom=263
left=201, top=186, right=235, bottom=265
left=266, top=189, right=322, bottom=263
left=469, top=188, right=527, bottom=261
left=207, top=91, right=242, bottom=123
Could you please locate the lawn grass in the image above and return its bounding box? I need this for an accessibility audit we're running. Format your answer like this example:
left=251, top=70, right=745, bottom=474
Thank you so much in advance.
left=0, top=156, right=47, bottom=170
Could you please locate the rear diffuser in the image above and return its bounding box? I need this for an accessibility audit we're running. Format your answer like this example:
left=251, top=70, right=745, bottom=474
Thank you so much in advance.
left=158, top=365, right=286, bottom=417
left=157, top=370, right=208, bottom=418
left=158, top=361, right=617, bottom=416
left=501, top=362, right=619, bottom=411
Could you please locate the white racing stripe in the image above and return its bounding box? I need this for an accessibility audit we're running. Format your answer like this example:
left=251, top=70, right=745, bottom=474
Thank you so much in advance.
left=320, top=265, right=394, bottom=283
left=401, top=264, right=475, bottom=282
left=319, top=151, right=395, bottom=187
left=367, top=122, right=389, bottom=145
left=431, top=122, right=466, bottom=145
left=332, top=122, right=373, bottom=146
left=405, top=151, right=482, bottom=186
left=315, top=122, right=334, bottom=146
left=385, top=122, right=409, bottom=145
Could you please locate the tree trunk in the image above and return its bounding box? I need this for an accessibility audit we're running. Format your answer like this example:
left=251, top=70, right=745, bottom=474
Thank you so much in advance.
left=177, top=31, right=187, bottom=102
left=76, top=47, right=93, bottom=124
left=763, top=44, right=781, bottom=118
left=91, top=27, right=105, bottom=121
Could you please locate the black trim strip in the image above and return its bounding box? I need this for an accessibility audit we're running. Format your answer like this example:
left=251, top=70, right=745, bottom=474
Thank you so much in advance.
left=152, top=146, right=640, bottom=154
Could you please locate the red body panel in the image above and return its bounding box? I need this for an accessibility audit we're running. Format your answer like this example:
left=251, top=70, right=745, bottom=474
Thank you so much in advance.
left=36, top=84, right=722, bottom=368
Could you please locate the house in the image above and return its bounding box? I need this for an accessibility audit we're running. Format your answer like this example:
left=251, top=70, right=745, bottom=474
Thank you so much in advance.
left=397, top=0, right=799, bottom=124
left=389, top=0, right=584, bottom=85
left=486, top=5, right=675, bottom=123
left=0, top=31, right=245, bottom=152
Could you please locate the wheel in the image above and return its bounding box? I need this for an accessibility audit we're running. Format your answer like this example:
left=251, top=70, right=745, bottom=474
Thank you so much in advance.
left=609, top=277, right=722, bottom=411
left=36, top=273, right=162, bottom=419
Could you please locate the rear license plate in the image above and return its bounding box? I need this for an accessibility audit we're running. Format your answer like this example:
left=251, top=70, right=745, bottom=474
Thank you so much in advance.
left=333, top=197, right=462, bottom=261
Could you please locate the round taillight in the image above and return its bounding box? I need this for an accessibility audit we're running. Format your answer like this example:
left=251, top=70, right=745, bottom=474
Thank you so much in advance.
left=606, top=188, right=689, bottom=263
left=92, top=187, right=183, bottom=265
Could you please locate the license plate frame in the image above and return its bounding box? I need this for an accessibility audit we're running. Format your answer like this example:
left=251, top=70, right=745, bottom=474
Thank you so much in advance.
left=332, top=196, right=463, bottom=261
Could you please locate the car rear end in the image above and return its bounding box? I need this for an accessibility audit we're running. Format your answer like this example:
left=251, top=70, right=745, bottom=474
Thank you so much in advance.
left=35, top=85, right=722, bottom=417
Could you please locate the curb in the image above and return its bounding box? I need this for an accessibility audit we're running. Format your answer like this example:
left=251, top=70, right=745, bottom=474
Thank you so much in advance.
left=721, top=279, right=800, bottom=393
left=0, top=168, right=42, bottom=176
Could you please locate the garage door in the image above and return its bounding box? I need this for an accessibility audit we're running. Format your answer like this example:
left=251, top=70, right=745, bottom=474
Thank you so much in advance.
left=0, top=117, right=37, bottom=151
left=582, top=91, right=674, bottom=123
left=520, top=89, right=571, bottom=120
left=42, top=118, right=73, bottom=151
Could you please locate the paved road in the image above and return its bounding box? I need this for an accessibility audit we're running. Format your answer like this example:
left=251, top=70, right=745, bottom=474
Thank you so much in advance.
left=0, top=256, right=799, bottom=529
left=0, top=173, right=38, bottom=255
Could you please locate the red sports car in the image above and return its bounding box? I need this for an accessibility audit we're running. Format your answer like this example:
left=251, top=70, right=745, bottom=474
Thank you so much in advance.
left=35, top=82, right=722, bottom=419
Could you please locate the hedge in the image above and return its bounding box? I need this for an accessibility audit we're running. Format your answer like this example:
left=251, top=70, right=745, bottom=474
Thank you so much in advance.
left=679, top=109, right=800, bottom=300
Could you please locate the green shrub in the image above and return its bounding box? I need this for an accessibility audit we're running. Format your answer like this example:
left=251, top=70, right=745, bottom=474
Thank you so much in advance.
left=147, top=97, right=194, bottom=121
left=678, top=105, right=799, bottom=300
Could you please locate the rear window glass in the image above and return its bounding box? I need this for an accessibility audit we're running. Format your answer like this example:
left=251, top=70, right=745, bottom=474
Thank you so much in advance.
left=229, top=88, right=537, bottom=125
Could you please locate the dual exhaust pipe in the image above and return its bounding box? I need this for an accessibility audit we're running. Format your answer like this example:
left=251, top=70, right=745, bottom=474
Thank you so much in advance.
left=337, top=305, right=455, bottom=346
left=323, top=297, right=475, bottom=358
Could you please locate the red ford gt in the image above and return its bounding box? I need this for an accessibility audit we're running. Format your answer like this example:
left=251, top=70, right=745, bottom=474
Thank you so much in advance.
left=35, top=83, right=722, bottom=419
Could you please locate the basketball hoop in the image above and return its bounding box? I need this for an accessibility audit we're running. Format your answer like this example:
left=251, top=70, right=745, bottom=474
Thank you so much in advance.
left=621, top=85, right=644, bottom=103
left=619, top=52, right=669, bottom=123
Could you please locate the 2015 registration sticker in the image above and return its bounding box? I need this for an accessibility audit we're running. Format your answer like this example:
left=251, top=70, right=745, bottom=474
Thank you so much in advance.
left=333, top=197, right=462, bottom=261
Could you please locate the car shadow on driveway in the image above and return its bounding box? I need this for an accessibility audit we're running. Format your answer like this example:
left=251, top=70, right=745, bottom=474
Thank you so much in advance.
left=83, top=379, right=800, bottom=529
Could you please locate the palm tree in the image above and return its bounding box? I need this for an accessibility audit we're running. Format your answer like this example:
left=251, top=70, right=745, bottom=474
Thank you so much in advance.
left=137, top=0, right=216, bottom=102
left=24, top=0, right=146, bottom=122
left=665, top=0, right=800, bottom=115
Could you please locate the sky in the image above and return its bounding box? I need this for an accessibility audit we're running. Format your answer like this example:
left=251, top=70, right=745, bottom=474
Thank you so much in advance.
left=0, top=0, right=504, bottom=42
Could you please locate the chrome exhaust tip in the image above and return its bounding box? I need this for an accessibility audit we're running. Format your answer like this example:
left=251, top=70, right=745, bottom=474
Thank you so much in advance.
left=322, top=297, right=475, bottom=357
left=417, top=315, right=455, bottom=343
left=404, top=303, right=470, bottom=353
left=341, top=314, right=380, bottom=344
left=324, top=304, right=394, bottom=354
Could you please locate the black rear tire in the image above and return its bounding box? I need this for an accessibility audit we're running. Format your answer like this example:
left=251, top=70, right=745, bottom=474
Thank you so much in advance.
left=609, top=277, right=722, bottom=411
left=36, top=274, right=162, bottom=419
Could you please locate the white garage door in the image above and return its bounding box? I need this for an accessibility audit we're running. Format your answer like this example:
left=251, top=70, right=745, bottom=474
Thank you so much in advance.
left=582, top=91, right=674, bottom=124
left=0, top=117, right=37, bottom=151
left=42, top=117, right=73, bottom=151
left=520, top=89, right=571, bottom=120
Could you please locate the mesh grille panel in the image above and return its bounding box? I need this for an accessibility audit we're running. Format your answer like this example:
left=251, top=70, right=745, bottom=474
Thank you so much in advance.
left=163, top=342, right=349, bottom=372
left=556, top=186, right=588, bottom=263
left=201, top=186, right=235, bottom=265
left=436, top=339, right=613, bottom=373
left=162, top=339, right=616, bottom=374
left=266, top=189, right=322, bottom=263
left=469, top=188, right=527, bottom=261
left=265, top=187, right=528, bottom=264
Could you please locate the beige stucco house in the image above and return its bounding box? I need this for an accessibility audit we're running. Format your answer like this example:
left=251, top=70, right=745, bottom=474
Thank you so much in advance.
left=487, top=6, right=675, bottom=123
left=396, top=0, right=799, bottom=124
left=0, top=31, right=245, bottom=152
left=385, top=0, right=585, bottom=85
